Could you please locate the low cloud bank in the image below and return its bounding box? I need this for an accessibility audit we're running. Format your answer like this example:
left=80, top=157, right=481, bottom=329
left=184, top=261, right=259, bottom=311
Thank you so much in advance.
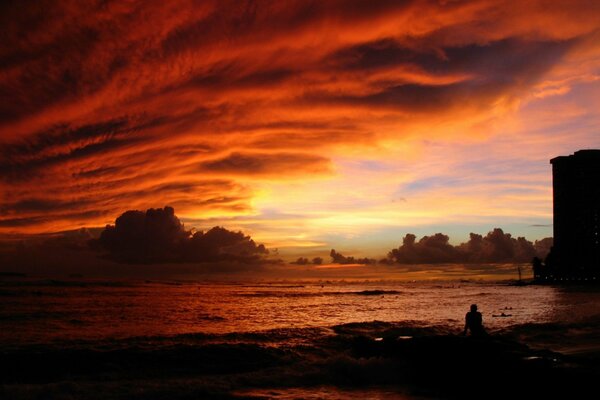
left=329, top=249, right=376, bottom=265
left=291, top=257, right=323, bottom=265
left=385, top=229, right=552, bottom=264
left=92, top=206, right=268, bottom=264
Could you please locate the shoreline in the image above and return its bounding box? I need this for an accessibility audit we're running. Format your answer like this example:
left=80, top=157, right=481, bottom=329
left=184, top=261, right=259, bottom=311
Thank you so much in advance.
left=1, top=319, right=598, bottom=399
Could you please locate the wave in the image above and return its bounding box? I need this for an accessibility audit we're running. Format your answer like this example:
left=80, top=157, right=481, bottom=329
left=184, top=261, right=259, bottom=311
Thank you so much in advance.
left=238, top=284, right=306, bottom=288
left=1, top=319, right=596, bottom=399
left=197, top=314, right=226, bottom=321
left=0, top=279, right=138, bottom=288
left=352, top=290, right=403, bottom=296
left=238, top=291, right=316, bottom=298
left=0, top=310, right=73, bottom=322
left=238, top=289, right=404, bottom=298
left=332, top=320, right=455, bottom=338
left=496, top=315, right=600, bottom=355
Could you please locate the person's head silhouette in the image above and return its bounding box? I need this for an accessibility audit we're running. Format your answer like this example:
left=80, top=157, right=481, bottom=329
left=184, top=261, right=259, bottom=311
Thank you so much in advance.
left=470, top=304, right=478, bottom=312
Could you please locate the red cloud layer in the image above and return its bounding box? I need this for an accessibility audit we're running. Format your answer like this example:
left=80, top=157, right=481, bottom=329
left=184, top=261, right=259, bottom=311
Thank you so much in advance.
left=1, top=0, right=599, bottom=233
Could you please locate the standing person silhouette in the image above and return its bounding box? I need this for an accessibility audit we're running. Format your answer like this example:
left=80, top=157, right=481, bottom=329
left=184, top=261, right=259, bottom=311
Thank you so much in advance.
left=463, top=304, right=486, bottom=336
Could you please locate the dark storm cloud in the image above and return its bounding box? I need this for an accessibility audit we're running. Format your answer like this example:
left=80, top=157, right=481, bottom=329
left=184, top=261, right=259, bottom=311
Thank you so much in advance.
left=155, top=0, right=416, bottom=59
left=308, top=38, right=574, bottom=112
left=327, top=37, right=572, bottom=79
left=0, top=136, right=141, bottom=182
left=441, top=39, right=572, bottom=79
left=0, top=0, right=160, bottom=126
left=72, top=166, right=123, bottom=179
left=324, top=83, right=466, bottom=112
left=0, top=116, right=169, bottom=181
left=2, top=119, right=127, bottom=159
left=0, top=215, right=55, bottom=228
left=180, top=65, right=297, bottom=91
left=198, top=152, right=331, bottom=176
left=387, top=228, right=553, bottom=264
left=0, top=177, right=251, bottom=232
left=249, top=131, right=364, bottom=150
left=0, top=209, right=108, bottom=228
left=128, top=181, right=252, bottom=213
left=328, top=38, right=433, bottom=71
left=4, top=198, right=88, bottom=213
left=92, top=206, right=268, bottom=264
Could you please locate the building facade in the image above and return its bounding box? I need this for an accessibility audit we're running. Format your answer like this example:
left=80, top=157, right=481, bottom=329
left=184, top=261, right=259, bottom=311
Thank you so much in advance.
left=547, top=150, right=600, bottom=279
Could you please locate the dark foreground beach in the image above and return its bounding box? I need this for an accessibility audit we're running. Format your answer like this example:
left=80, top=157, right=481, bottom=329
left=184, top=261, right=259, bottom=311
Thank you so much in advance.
left=2, top=319, right=599, bottom=399
left=1, top=279, right=598, bottom=399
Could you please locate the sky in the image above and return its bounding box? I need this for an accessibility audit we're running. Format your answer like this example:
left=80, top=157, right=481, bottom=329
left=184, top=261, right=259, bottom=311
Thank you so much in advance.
left=1, top=0, right=600, bottom=261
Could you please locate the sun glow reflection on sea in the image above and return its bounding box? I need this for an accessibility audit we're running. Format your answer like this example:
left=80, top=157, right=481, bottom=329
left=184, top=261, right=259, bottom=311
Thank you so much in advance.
left=1, top=278, right=591, bottom=347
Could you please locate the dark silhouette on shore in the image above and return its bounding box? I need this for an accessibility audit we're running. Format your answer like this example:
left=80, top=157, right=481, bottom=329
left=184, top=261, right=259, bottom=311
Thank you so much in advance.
left=463, top=304, right=486, bottom=336
left=532, top=256, right=544, bottom=278
left=536, top=149, right=600, bottom=282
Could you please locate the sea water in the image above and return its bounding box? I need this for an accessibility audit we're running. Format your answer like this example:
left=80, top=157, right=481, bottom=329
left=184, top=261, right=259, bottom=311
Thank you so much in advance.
left=1, top=278, right=598, bottom=399
left=1, top=279, right=597, bottom=346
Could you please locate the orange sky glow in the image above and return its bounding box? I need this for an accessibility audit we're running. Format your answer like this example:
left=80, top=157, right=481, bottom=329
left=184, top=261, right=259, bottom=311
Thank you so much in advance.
left=1, top=0, right=600, bottom=259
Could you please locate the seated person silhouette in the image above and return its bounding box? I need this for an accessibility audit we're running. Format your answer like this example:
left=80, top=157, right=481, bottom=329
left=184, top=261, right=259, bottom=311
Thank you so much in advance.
left=463, top=304, right=486, bottom=336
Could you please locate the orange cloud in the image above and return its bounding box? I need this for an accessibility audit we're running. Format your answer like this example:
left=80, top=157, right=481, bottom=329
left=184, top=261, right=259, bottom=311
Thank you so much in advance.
left=197, top=152, right=332, bottom=178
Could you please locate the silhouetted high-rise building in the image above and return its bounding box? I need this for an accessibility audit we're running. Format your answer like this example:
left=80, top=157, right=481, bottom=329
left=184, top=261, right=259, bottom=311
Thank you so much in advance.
left=549, top=149, right=600, bottom=278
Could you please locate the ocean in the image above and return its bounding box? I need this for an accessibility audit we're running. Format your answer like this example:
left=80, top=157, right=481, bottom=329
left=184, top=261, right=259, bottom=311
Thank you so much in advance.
left=1, top=277, right=599, bottom=399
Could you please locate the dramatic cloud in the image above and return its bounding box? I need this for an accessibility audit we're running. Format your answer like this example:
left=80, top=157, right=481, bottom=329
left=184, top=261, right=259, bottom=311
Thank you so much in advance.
left=387, top=228, right=553, bottom=264
left=1, top=0, right=599, bottom=255
left=387, top=233, right=459, bottom=264
left=92, top=206, right=268, bottom=263
left=198, top=152, right=331, bottom=176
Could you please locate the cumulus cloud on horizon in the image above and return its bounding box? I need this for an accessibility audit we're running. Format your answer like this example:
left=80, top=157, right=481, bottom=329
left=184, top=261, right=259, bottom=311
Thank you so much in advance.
left=386, top=228, right=553, bottom=264
left=91, top=206, right=269, bottom=264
